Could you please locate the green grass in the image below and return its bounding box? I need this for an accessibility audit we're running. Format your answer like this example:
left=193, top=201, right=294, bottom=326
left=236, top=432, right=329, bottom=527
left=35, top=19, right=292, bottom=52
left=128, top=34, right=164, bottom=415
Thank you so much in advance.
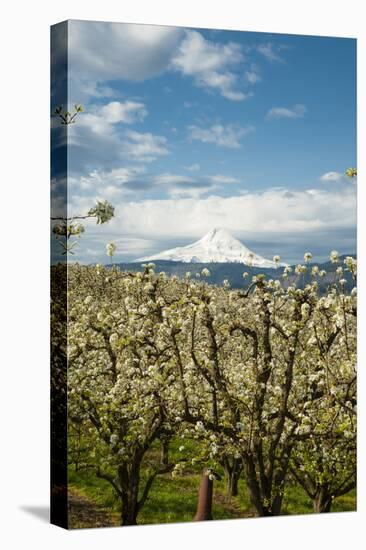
left=69, top=468, right=118, bottom=512
left=68, top=468, right=253, bottom=526
left=69, top=466, right=356, bottom=527
left=281, top=482, right=356, bottom=515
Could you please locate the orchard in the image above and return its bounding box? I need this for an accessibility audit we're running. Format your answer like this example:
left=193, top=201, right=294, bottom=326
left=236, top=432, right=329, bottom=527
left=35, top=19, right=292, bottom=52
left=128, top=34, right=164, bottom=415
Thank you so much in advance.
left=60, top=253, right=356, bottom=525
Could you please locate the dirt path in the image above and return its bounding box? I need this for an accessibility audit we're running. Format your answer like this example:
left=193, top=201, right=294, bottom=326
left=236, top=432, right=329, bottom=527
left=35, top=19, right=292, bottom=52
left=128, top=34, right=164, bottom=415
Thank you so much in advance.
left=68, top=488, right=117, bottom=529
left=215, top=492, right=255, bottom=518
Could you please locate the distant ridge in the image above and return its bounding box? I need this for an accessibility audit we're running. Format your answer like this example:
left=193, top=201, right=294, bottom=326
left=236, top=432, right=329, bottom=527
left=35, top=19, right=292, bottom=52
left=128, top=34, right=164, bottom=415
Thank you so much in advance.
left=137, top=228, right=280, bottom=268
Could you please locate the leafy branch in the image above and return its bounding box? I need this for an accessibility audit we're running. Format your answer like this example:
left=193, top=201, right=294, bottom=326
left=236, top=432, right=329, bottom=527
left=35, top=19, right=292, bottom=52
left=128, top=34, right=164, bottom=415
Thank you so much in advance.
left=54, top=104, right=83, bottom=125
left=345, top=167, right=357, bottom=178
left=52, top=102, right=116, bottom=256
left=52, top=200, right=115, bottom=255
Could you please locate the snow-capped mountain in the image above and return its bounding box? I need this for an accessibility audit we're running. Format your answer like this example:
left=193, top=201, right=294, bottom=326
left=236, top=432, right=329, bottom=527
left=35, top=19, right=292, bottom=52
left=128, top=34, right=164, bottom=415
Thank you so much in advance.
left=137, top=228, right=280, bottom=268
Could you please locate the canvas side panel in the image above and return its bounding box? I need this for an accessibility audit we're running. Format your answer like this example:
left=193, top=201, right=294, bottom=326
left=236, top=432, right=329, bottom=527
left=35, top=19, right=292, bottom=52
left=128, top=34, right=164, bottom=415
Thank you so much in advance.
left=50, top=20, right=68, bottom=529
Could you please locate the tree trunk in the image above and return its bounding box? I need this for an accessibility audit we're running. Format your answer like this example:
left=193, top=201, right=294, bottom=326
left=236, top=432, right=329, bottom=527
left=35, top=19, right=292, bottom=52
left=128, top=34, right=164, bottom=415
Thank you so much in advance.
left=244, top=456, right=285, bottom=517
left=244, top=458, right=268, bottom=516
left=313, top=488, right=333, bottom=513
left=160, top=438, right=169, bottom=466
left=271, top=494, right=284, bottom=516
left=119, top=460, right=141, bottom=526
left=121, top=499, right=138, bottom=526
left=226, top=472, right=239, bottom=497
left=223, top=458, right=242, bottom=497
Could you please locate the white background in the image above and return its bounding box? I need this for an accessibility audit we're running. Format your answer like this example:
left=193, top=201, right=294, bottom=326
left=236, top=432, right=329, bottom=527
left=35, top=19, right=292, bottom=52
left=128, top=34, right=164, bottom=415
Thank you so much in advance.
left=0, top=1, right=364, bottom=548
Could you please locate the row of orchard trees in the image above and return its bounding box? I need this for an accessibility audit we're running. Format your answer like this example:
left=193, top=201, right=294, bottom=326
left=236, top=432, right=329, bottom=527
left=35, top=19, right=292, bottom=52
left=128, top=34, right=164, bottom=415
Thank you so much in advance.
left=66, top=255, right=356, bottom=525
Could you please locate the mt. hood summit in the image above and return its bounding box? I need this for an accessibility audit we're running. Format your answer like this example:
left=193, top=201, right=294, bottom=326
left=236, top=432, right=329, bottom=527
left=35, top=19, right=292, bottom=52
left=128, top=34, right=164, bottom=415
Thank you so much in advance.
left=137, top=228, right=280, bottom=268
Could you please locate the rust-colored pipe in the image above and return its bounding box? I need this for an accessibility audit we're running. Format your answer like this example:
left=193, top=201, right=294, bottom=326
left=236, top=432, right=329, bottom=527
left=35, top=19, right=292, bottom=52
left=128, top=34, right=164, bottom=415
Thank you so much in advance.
left=194, top=468, right=220, bottom=521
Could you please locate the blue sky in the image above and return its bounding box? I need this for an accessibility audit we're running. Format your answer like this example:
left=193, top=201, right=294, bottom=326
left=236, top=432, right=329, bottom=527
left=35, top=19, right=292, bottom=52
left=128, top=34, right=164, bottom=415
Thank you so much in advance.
left=51, top=20, right=356, bottom=264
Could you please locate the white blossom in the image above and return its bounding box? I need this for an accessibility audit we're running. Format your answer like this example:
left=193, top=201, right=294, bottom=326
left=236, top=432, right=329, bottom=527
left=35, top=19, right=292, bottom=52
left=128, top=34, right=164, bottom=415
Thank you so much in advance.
left=330, top=250, right=339, bottom=263
left=106, top=241, right=116, bottom=257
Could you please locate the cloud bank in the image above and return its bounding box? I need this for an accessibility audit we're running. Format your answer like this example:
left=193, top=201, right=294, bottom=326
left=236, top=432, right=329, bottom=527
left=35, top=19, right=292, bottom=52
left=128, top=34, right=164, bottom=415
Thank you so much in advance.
left=68, top=185, right=356, bottom=261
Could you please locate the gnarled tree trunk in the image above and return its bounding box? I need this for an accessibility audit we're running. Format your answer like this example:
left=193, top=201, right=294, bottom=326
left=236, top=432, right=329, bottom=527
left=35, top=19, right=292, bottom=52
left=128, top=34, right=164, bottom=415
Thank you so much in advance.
left=313, top=487, right=333, bottom=513
left=244, top=454, right=289, bottom=517
left=121, top=496, right=139, bottom=526
left=118, top=461, right=141, bottom=526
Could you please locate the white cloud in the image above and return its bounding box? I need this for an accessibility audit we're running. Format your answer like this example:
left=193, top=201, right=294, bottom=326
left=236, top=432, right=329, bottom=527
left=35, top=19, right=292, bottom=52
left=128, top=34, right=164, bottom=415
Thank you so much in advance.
left=75, top=166, right=146, bottom=195
left=69, top=187, right=356, bottom=238
left=152, top=173, right=208, bottom=198
left=267, top=104, right=306, bottom=119
left=185, top=163, right=200, bottom=172
left=122, top=131, right=169, bottom=162
left=67, top=23, right=264, bottom=104
left=319, top=171, right=345, bottom=183
left=207, top=174, right=240, bottom=184
left=73, top=235, right=159, bottom=263
left=67, top=21, right=184, bottom=103
left=167, top=186, right=215, bottom=199
left=245, top=70, right=261, bottom=84
left=76, top=82, right=116, bottom=99
left=257, top=43, right=284, bottom=62
left=69, top=169, right=240, bottom=202
left=76, top=101, right=148, bottom=137
left=188, top=123, right=254, bottom=148
left=152, top=173, right=194, bottom=186
left=99, top=101, right=147, bottom=124
left=183, top=101, right=198, bottom=108
left=244, top=63, right=261, bottom=85
left=68, top=21, right=184, bottom=84
left=171, top=30, right=249, bottom=101
left=152, top=172, right=239, bottom=199
left=67, top=103, right=168, bottom=167
left=90, top=187, right=355, bottom=238
left=68, top=186, right=356, bottom=263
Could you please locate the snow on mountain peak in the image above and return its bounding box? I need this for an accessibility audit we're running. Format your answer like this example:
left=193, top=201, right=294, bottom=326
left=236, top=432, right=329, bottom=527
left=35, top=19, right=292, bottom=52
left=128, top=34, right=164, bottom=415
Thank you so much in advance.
left=202, top=227, right=233, bottom=242
left=137, top=228, right=279, bottom=268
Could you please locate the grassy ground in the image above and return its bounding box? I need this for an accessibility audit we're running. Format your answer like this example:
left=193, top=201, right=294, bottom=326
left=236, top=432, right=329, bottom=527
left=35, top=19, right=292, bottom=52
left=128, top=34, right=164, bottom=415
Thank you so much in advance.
left=68, top=469, right=253, bottom=528
left=68, top=471, right=356, bottom=528
left=68, top=439, right=356, bottom=528
left=281, top=484, right=356, bottom=516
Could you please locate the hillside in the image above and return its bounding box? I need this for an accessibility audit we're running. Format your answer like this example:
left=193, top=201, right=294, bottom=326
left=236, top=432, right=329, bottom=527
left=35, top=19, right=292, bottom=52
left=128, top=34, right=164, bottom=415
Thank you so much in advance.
left=112, top=254, right=356, bottom=293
